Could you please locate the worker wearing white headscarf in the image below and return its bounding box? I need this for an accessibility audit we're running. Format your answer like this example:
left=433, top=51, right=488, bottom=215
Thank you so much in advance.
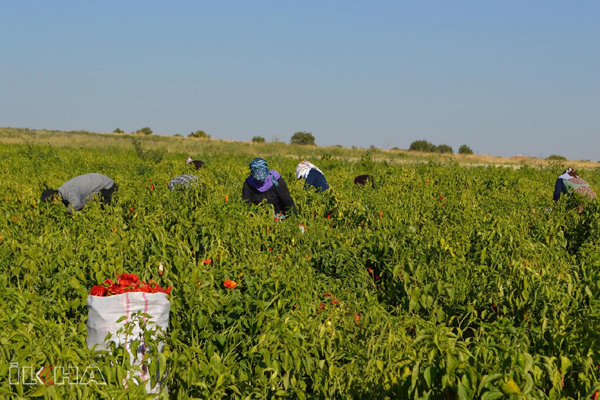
left=295, top=161, right=329, bottom=192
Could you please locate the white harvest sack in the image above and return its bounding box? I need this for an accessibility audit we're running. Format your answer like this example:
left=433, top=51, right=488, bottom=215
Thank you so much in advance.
left=86, top=292, right=170, bottom=393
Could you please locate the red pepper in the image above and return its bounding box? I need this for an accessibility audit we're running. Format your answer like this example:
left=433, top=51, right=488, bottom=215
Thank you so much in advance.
left=91, top=273, right=171, bottom=296
left=90, top=286, right=106, bottom=297
left=223, top=280, right=237, bottom=289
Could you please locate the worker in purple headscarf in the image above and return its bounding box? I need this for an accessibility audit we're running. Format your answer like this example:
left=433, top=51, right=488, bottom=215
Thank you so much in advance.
left=242, top=157, right=297, bottom=218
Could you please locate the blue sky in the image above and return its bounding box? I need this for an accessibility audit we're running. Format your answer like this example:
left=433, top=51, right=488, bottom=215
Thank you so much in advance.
left=1, top=1, right=599, bottom=160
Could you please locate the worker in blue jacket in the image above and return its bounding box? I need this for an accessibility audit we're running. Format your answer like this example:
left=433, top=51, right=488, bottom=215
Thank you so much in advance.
left=295, top=161, right=329, bottom=192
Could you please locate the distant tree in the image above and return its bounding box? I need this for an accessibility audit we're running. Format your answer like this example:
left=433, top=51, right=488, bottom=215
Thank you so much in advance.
left=270, top=134, right=282, bottom=143
left=136, top=127, right=153, bottom=135
left=113, top=128, right=124, bottom=134
left=458, top=144, right=474, bottom=155
left=173, top=134, right=183, bottom=138
left=291, top=131, right=316, bottom=146
left=437, top=144, right=454, bottom=154
left=188, top=130, right=210, bottom=139
left=546, top=154, right=567, bottom=161
left=252, top=136, right=266, bottom=143
left=409, top=140, right=437, bottom=153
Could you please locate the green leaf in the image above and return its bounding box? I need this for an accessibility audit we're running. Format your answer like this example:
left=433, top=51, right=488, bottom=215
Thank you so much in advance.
left=27, top=385, right=47, bottom=397
left=478, top=373, right=503, bottom=393
left=481, top=391, right=504, bottom=400
left=560, top=356, right=572, bottom=373
left=424, top=366, right=432, bottom=388
left=69, top=276, right=81, bottom=290
left=500, top=378, right=521, bottom=395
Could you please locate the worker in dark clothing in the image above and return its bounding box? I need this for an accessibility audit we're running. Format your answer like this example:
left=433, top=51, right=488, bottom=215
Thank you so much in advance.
left=354, top=175, right=375, bottom=188
left=295, top=161, right=329, bottom=192
left=185, top=157, right=205, bottom=170
left=242, top=157, right=297, bottom=218
left=40, top=173, right=117, bottom=213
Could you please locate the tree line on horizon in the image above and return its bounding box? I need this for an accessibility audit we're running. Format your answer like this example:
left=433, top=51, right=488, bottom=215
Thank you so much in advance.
left=114, top=127, right=475, bottom=153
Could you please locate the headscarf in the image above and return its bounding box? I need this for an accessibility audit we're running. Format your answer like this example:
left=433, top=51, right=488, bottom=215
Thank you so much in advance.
left=247, top=157, right=280, bottom=192
left=558, top=168, right=578, bottom=181
left=40, top=189, right=58, bottom=203
left=295, top=160, right=323, bottom=180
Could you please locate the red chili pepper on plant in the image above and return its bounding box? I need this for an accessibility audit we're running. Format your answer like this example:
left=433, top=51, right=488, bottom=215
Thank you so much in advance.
left=223, top=280, right=237, bottom=289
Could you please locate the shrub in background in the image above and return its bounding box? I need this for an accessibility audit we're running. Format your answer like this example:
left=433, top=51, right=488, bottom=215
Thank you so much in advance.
left=437, top=144, right=454, bottom=154
left=409, top=140, right=437, bottom=153
left=291, top=131, right=316, bottom=146
left=136, top=127, right=153, bottom=135
left=458, top=144, right=474, bottom=155
left=188, top=130, right=211, bottom=139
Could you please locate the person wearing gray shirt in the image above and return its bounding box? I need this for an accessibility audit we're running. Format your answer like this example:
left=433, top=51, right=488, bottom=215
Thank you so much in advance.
left=40, top=173, right=118, bottom=213
left=168, top=174, right=199, bottom=191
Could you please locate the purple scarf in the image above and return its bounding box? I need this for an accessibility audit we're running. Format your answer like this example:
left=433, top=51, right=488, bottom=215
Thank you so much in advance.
left=246, top=170, right=281, bottom=192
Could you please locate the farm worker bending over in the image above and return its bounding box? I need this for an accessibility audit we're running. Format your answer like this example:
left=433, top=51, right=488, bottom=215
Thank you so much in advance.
left=40, top=173, right=117, bottom=213
left=185, top=157, right=205, bottom=170
left=354, top=174, right=375, bottom=188
left=296, top=161, right=329, bottom=192
left=168, top=174, right=200, bottom=191
left=553, top=168, right=596, bottom=202
left=242, top=157, right=297, bottom=218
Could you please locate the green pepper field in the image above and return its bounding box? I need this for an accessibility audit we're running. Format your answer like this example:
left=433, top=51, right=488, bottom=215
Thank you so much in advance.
left=1, top=132, right=599, bottom=399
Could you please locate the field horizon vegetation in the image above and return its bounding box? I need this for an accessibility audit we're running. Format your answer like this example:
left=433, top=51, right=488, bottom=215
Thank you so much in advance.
left=1, top=126, right=599, bottom=169
left=1, top=126, right=599, bottom=399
